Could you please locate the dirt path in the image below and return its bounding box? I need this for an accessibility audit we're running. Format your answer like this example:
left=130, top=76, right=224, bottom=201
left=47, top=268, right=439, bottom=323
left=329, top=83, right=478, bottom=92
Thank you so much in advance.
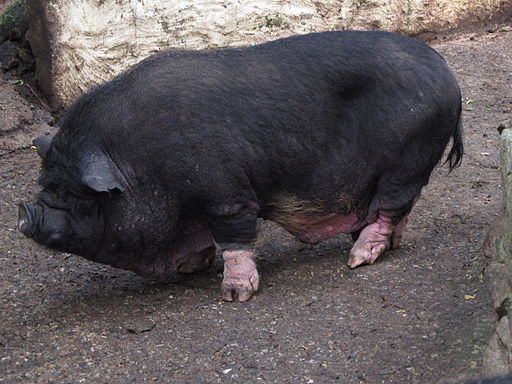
left=0, top=30, right=510, bottom=384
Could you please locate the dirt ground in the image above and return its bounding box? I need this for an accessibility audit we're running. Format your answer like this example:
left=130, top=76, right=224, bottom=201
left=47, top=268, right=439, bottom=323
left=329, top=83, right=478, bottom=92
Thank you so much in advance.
left=0, top=29, right=511, bottom=384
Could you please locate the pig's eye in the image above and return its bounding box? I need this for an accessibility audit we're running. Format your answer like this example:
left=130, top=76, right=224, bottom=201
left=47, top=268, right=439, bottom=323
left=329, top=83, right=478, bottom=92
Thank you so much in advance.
left=41, top=186, right=95, bottom=212
left=51, top=187, right=76, bottom=202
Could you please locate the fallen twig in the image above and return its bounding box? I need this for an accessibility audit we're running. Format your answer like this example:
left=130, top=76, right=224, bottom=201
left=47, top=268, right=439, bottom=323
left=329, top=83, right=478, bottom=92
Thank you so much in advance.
left=25, top=83, right=50, bottom=110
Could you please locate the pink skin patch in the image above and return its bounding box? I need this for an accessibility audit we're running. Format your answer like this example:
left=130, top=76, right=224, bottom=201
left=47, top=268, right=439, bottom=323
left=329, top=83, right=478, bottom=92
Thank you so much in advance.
left=177, top=246, right=216, bottom=274
left=285, top=213, right=361, bottom=243
left=347, top=214, right=409, bottom=268
left=222, top=250, right=259, bottom=302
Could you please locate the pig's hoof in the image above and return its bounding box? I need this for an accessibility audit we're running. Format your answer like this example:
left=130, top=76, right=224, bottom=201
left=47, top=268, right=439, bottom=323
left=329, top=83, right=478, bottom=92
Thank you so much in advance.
left=347, top=243, right=387, bottom=268
left=347, top=215, right=395, bottom=268
left=222, top=273, right=260, bottom=302
left=222, top=249, right=259, bottom=302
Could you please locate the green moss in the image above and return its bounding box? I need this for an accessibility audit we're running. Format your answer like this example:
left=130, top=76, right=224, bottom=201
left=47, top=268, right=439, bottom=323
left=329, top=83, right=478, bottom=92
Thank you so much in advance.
left=262, top=14, right=283, bottom=29
left=402, top=0, right=415, bottom=32
left=353, top=1, right=370, bottom=9
left=0, top=1, right=25, bottom=27
left=406, top=0, right=414, bottom=18
left=0, top=0, right=27, bottom=42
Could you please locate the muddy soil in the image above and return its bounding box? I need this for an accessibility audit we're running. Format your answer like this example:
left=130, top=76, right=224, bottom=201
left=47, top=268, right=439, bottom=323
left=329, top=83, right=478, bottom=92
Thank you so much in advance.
left=0, top=29, right=511, bottom=384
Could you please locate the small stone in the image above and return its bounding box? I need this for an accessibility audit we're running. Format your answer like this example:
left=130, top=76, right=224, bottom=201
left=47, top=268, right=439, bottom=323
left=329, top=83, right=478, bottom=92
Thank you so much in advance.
left=126, top=320, right=155, bottom=334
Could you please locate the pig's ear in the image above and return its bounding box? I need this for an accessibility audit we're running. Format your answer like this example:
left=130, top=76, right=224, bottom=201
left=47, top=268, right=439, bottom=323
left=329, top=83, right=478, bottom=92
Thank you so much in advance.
left=32, top=135, right=53, bottom=159
left=81, top=154, right=125, bottom=193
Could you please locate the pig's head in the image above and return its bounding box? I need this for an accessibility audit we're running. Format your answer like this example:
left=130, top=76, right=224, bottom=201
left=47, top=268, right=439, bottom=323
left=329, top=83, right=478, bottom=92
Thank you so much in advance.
left=17, top=133, right=202, bottom=277
left=18, top=134, right=126, bottom=259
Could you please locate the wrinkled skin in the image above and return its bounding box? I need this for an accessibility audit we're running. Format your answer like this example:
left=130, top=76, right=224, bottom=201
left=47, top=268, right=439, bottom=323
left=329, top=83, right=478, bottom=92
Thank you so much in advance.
left=18, top=31, right=463, bottom=301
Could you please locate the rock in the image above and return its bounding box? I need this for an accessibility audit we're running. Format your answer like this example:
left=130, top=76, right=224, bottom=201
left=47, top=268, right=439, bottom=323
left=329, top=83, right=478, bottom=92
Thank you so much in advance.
left=26, top=0, right=512, bottom=111
left=486, top=262, right=510, bottom=309
left=483, top=127, right=512, bottom=374
left=483, top=333, right=510, bottom=377
left=495, top=316, right=512, bottom=352
left=15, top=42, right=33, bottom=73
left=0, top=40, right=18, bottom=70
left=0, top=39, right=33, bottom=74
left=0, top=1, right=33, bottom=76
left=126, top=320, right=156, bottom=334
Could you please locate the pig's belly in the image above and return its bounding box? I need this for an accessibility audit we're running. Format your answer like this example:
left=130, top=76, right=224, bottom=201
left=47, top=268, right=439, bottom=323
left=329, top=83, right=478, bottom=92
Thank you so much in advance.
left=266, top=192, right=363, bottom=243
left=135, top=218, right=215, bottom=278
left=136, top=213, right=361, bottom=278
left=275, top=213, right=361, bottom=243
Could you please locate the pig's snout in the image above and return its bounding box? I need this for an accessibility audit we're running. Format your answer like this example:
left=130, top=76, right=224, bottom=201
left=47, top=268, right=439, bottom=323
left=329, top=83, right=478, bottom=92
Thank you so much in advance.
left=18, top=203, right=38, bottom=237
left=18, top=203, right=72, bottom=247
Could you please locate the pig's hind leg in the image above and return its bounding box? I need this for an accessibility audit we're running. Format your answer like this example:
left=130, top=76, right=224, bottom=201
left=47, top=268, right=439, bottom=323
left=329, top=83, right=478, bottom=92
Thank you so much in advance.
left=347, top=181, right=421, bottom=268
left=347, top=214, right=409, bottom=268
left=390, top=216, right=409, bottom=250
left=348, top=122, right=446, bottom=268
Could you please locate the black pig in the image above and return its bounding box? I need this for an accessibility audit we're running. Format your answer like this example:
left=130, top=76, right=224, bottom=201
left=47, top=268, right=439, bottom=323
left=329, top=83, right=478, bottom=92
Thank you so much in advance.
left=18, top=31, right=463, bottom=301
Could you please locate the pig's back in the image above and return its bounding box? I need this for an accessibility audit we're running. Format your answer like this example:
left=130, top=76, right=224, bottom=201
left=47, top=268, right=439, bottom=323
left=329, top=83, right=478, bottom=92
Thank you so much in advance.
left=70, top=31, right=460, bottom=212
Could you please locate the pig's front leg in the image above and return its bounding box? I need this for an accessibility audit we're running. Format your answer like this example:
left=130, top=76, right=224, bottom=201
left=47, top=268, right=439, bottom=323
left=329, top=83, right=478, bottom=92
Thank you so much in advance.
left=219, top=244, right=259, bottom=302
left=207, top=200, right=260, bottom=301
